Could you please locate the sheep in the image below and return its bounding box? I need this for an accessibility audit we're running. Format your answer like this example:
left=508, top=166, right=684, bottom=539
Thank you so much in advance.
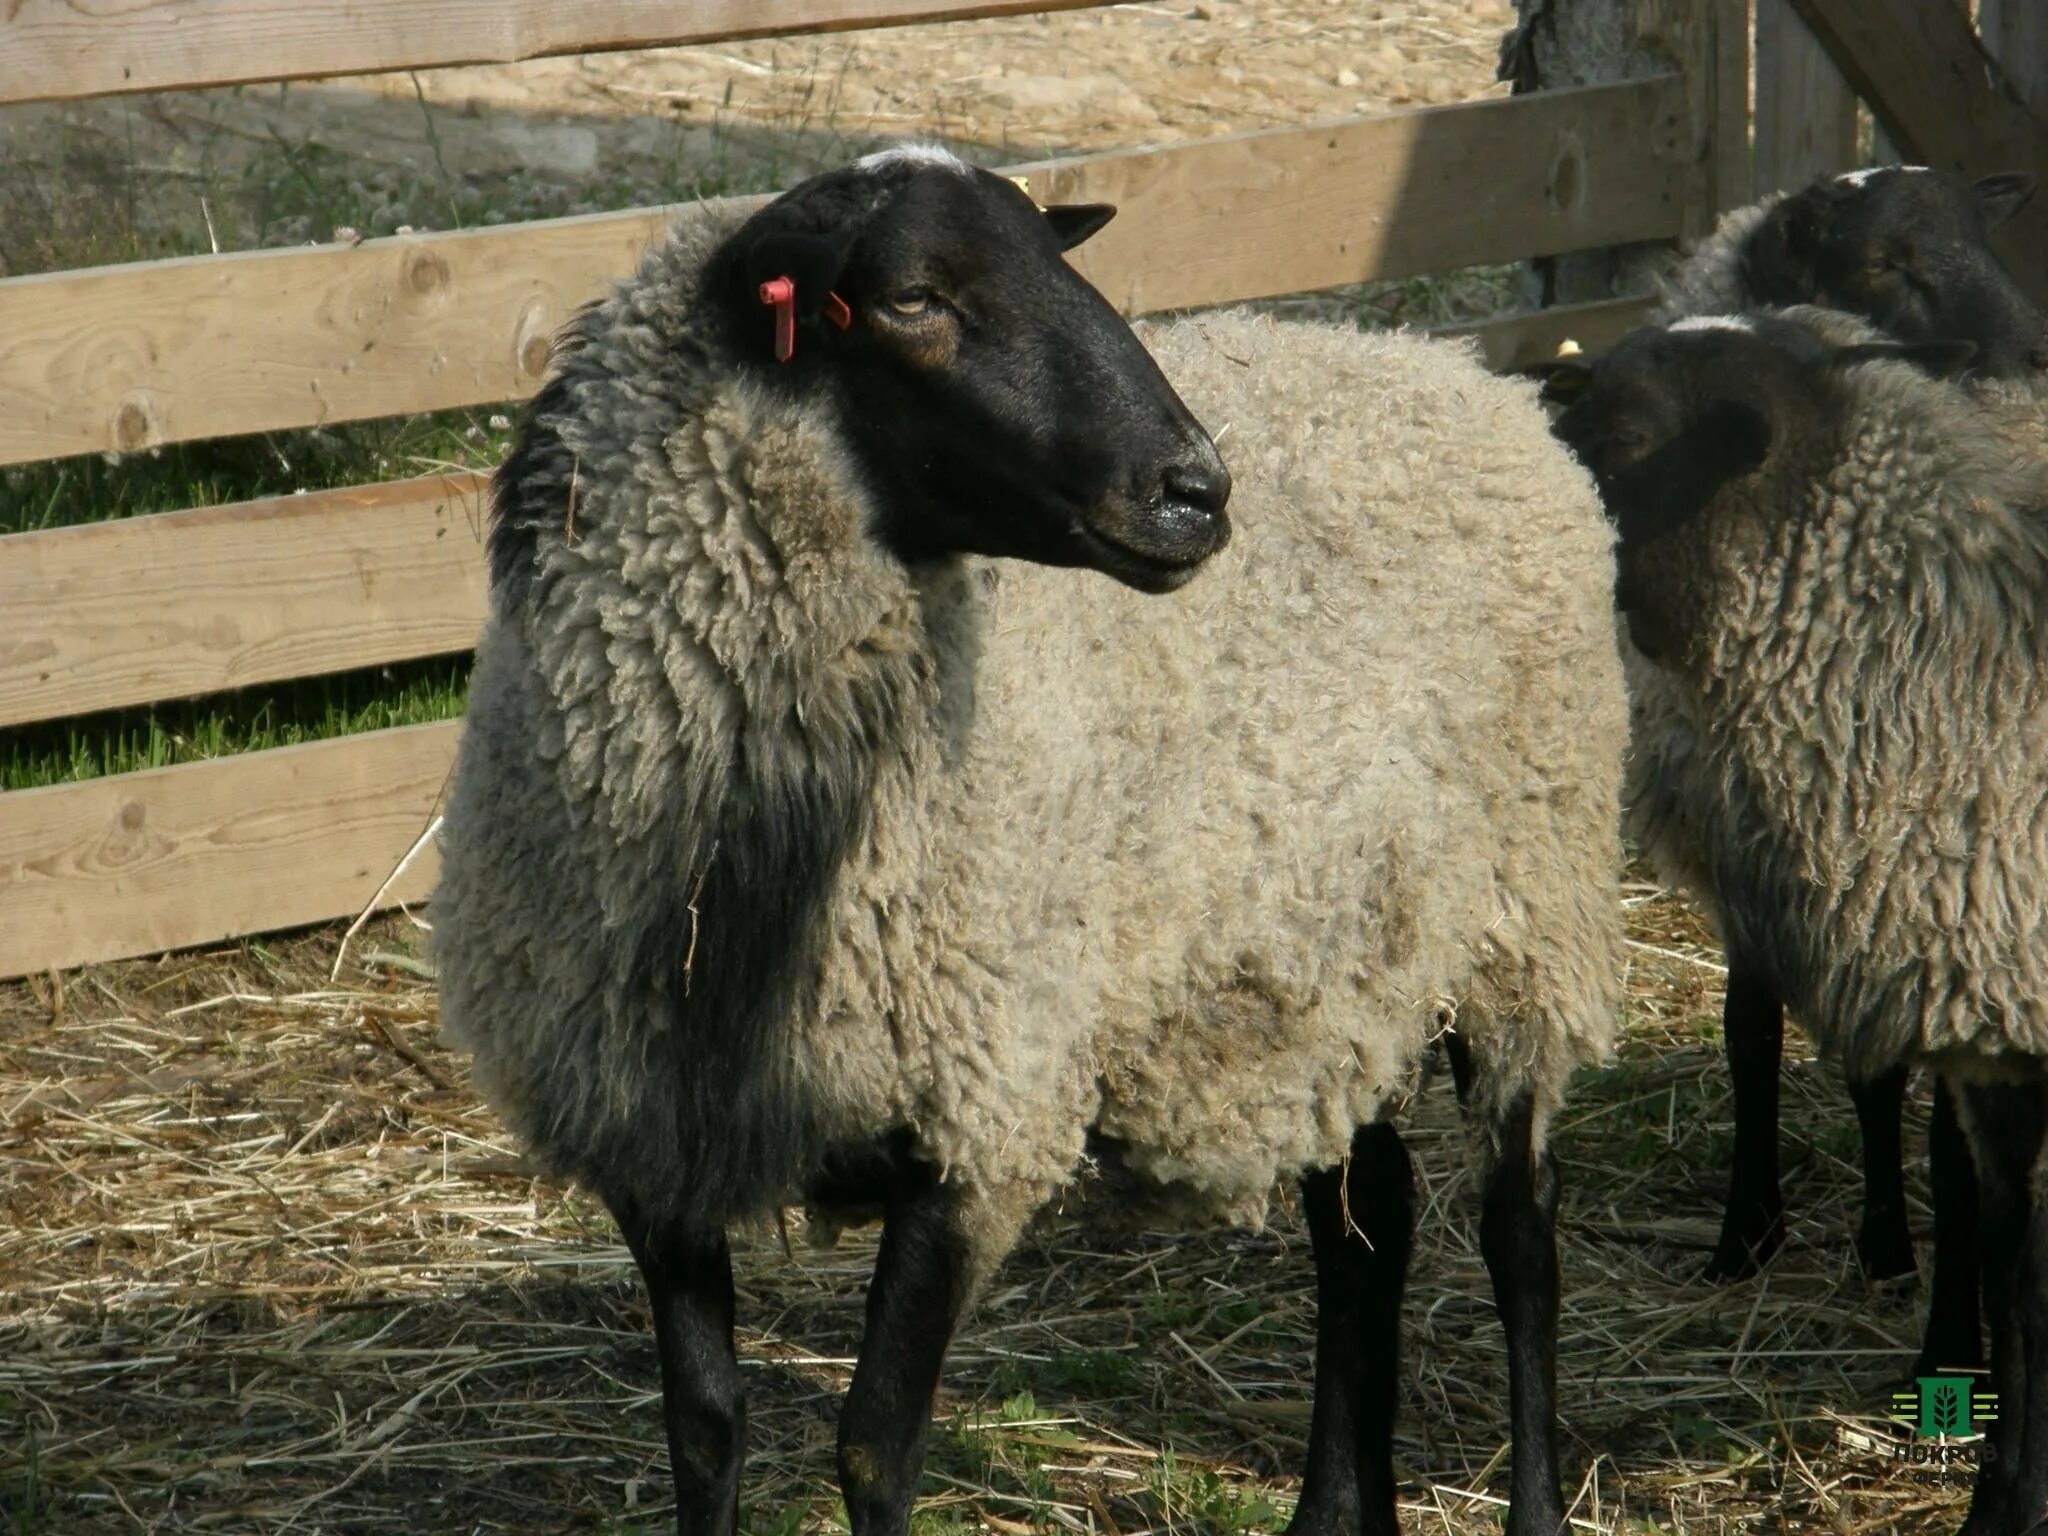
left=1661, top=164, right=2046, bottom=377
left=1545, top=310, right=2048, bottom=1533
left=1629, top=165, right=2045, bottom=1362
left=432, top=148, right=1628, bottom=1536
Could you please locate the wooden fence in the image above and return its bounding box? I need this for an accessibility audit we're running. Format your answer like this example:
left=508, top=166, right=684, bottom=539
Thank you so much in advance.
left=0, top=0, right=1745, bottom=978
left=1756, top=0, right=2048, bottom=301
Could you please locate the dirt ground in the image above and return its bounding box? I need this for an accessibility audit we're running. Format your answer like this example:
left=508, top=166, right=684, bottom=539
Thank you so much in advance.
left=0, top=887, right=1975, bottom=1535
left=0, top=5, right=1993, bottom=1534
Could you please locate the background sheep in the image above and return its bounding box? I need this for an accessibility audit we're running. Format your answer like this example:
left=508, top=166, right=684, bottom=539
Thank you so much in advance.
left=1626, top=166, right=2045, bottom=1370
left=1546, top=311, right=2048, bottom=1534
left=433, top=152, right=1628, bottom=1536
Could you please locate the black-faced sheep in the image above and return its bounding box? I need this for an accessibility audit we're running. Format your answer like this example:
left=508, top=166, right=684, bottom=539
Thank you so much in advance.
left=1547, top=311, right=2048, bottom=1534
left=1663, top=165, right=2045, bottom=377
left=434, top=149, right=1628, bottom=1536
left=1633, top=167, right=2046, bottom=1374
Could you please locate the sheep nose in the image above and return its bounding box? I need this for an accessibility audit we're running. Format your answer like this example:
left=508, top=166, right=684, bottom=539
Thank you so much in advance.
left=1162, top=456, right=1231, bottom=521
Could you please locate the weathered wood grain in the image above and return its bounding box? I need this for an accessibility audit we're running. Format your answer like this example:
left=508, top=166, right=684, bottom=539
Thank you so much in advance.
left=0, top=722, right=458, bottom=978
left=0, top=475, right=491, bottom=727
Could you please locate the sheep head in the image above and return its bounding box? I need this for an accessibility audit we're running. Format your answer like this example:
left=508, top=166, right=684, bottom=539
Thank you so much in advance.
left=1541, top=314, right=1974, bottom=665
left=1739, top=165, right=2045, bottom=380
left=707, top=146, right=1231, bottom=594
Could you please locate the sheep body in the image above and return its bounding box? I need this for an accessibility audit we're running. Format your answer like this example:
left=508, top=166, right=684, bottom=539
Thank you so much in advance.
left=1597, top=333, right=2048, bottom=1080
left=433, top=201, right=1627, bottom=1253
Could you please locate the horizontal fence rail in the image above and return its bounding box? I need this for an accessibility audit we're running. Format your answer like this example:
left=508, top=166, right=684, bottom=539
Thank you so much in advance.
left=0, top=724, right=458, bottom=978
left=0, top=476, right=491, bottom=729
left=0, top=76, right=1701, bottom=979
left=0, top=0, right=1121, bottom=107
left=0, top=77, right=1688, bottom=469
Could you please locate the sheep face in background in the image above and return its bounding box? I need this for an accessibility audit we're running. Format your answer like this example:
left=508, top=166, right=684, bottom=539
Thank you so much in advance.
left=707, top=152, right=1231, bottom=591
left=1735, top=166, right=2044, bottom=377
left=1549, top=317, right=1975, bottom=655
left=1549, top=315, right=1970, bottom=661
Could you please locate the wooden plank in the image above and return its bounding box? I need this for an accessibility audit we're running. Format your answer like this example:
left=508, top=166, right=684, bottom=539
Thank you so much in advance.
left=1787, top=0, right=2048, bottom=305
left=1980, top=0, right=2048, bottom=122
left=0, top=205, right=687, bottom=470
left=0, top=0, right=1116, bottom=107
left=1754, top=0, right=1859, bottom=197
left=1711, top=0, right=1754, bottom=214
left=1033, top=78, right=1692, bottom=317
left=0, top=474, right=491, bottom=728
left=1435, top=295, right=1657, bottom=372
left=0, top=78, right=1690, bottom=469
left=0, top=722, right=457, bottom=978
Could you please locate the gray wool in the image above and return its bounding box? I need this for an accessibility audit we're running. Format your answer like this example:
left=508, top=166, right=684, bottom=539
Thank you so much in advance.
left=1630, top=339, right=2048, bottom=1083
left=432, top=200, right=1629, bottom=1269
left=1652, top=196, right=1781, bottom=321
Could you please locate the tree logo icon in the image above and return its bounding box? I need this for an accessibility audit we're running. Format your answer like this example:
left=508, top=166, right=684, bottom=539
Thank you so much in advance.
left=1890, top=1376, right=1998, bottom=1438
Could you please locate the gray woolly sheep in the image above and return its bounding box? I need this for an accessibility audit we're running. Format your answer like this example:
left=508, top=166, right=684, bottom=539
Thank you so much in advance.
left=1548, top=310, right=2048, bottom=1534
left=433, top=149, right=1627, bottom=1536
left=1660, top=165, right=2045, bottom=377
left=1633, top=164, right=2045, bottom=1365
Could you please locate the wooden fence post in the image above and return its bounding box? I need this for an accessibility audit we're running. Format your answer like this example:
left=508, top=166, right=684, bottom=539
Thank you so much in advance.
left=1500, top=0, right=1747, bottom=306
left=1754, top=0, right=1858, bottom=195
left=1979, top=0, right=2048, bottom=119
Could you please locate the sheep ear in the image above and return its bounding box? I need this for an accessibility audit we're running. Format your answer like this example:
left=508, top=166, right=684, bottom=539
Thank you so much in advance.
left=1976, top=171, right=2037, bottom=231
left=1533, top=359, right=1594, bottom=404
left=1829, top=339, right=1979, bottom=379
left=1042, top=203, right=1116, bottom=251
left=1694, top=399, right=1774, bottom=487
left=1742, top=193, right=1820, bottom=304
left=739, top=224, right=858, bottom=319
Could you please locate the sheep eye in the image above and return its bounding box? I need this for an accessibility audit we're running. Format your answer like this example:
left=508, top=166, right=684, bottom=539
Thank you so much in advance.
left=888, top=287, right=934, bottom=316
left=1861, top=256, right=1896, bottom=279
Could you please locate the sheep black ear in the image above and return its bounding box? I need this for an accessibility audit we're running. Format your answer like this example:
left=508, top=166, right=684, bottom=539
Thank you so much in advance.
left=1829, top=338, right=1980, bottom=380
left=1742, top=193, right=1821, bottom=304
left=1533, top=359, right=1594, bottom=404
left=739, top=224, right=858, bottom=319
left=1696, top=399, right=1775, bottom=486
left=1041, top=203, right=1117, bottom=251
left=1975, top=171, right=2037, bottom=231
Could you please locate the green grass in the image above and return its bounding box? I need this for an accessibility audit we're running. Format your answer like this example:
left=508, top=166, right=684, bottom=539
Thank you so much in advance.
left=0, top=657, right=469, bottom=790
left=0, top=408, right=511, bottom=536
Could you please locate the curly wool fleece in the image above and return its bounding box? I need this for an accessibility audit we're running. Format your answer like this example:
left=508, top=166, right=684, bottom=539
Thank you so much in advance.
left=432, top=201, right=1627, bottom=1262
left=1626, top=337, right=2048, bottom=1082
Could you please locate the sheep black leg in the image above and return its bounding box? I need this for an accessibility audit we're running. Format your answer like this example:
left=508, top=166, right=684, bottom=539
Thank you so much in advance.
left=838, top=1155, right=974, bottom=1536
left=1918, top=1076, right=1985, bottom=1377
left=1288, top=1120, right=1416, bottom=1536
left=609, top=1199, right=747, bottom=1536
left=1481, top=1092, right=1566, bottom=1536
left=1956, top=1079, right=2047, bottom=1536
left=1707, top=960, right=1787, bottom=1281
left=1853, top=1063, right=1917, bottom=1280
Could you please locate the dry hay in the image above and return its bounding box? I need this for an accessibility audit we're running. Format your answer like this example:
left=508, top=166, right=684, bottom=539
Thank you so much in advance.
left=0, top=880, right=1975, bottom=1534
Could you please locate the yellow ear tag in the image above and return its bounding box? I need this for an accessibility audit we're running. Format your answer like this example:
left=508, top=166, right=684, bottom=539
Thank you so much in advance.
left=1009, top=174, right=1042, bottom=210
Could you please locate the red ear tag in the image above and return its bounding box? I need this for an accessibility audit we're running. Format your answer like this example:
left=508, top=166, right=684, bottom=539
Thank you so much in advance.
left=758, top=275, right=797, bottom=362
left=823, top=292, right=853, bottom=330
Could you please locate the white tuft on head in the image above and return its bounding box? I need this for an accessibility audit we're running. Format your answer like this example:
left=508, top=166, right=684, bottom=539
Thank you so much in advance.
left=1837, top=165, right=1932, bottom=188
left=855, top=142, right=970, bottom=175
left=1670, top=315, right=1758, bottom=335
